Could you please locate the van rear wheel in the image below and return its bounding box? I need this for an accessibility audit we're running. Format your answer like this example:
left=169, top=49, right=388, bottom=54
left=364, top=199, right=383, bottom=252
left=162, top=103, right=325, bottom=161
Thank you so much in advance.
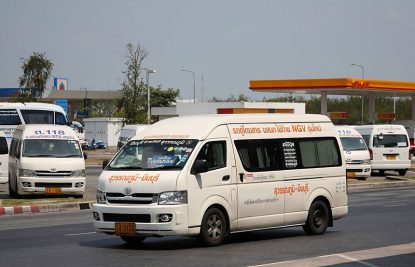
left=199, top=208, right=227, bottom=246
left=398, top=169, right=407, bottom=176
left=303, top=200, right=329, bottom=235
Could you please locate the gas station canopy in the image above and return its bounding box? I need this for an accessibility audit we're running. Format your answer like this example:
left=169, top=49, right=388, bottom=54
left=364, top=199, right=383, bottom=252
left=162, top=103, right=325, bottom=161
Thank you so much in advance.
left=249, top=78, right=415, bottom=123
left=250, top=78, right=415, bottom=97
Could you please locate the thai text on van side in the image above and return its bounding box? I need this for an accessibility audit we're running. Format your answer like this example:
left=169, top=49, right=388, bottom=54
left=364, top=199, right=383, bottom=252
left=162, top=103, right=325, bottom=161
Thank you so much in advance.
left=232, top=124, right=322, bottom=136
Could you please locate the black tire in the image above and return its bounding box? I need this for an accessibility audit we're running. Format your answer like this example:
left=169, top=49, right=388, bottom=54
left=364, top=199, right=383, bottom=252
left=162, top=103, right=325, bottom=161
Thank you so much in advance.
left=74, top=194, right=84, bottom=199
left=120, top=236, right=146, bottom=244
left=303, top=200, right=330, bottom=235
left=357, top=177, right=366, bottom=181
left=378, top=170, right=385, bottom=176
left=199, top=208, right=227, bottom=246
left=398, top=169, right=407, bottom=176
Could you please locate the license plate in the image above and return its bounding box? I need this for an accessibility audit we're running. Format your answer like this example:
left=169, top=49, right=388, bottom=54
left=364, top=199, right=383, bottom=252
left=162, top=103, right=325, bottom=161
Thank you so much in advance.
left=386, top=155, right=396, bottom=160
left=115, top=222, right=136, bottom=236
left=45, top=187, right=62, bottom=194
left=346, top=172, right=356, bottom=178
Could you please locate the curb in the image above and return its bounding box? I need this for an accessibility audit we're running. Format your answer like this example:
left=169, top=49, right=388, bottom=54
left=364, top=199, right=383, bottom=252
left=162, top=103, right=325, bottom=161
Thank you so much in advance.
left=348, top=179, right=415, bottom=192
left=0, top=202, right=94, bottom=216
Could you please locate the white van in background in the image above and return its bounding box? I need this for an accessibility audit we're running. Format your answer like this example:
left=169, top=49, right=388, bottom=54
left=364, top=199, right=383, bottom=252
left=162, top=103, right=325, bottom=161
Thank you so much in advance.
left=93, top=114, right=348, bottom=246
left=0, top=132, right=8, bottom=184
left=117, top=124, right=149, bottom=150
left=336, top=126, right=371, bottom=180
left=355, top=124, right=410, bottom=176
left=8, top=124, right=86, bottom=198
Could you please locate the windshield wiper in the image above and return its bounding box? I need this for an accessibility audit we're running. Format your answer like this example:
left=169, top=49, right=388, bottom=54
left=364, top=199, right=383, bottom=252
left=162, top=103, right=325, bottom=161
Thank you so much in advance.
left=55, top=155, right=82, bottom=158
left=24, top=154, right=53, bottom=157
left=108, top=166, right=145, bottom=170
left=150, top=165, right=183, bottom=170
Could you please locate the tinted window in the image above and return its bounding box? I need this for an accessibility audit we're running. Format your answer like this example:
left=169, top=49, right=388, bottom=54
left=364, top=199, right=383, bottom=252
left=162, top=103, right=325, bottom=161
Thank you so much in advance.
left=0, top=109, right=22, bottom=125
left=234, top=137, right=341, bottom=172
left=23, top=139, right=82, bottom=157
left=373, top=134, right=408, bottom=148
left=340, top=137, right=368, bottom=151
left=21, top=110, right=54, bottom=124
left=196, top=141, right=227, bottom=170
left=55, top=112, right=67, bottom=125
left=0, top=137, right=8, bottom=154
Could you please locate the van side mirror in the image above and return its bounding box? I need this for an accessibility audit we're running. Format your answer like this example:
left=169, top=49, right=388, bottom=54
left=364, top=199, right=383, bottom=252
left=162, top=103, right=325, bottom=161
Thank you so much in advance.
left=102, top=159, right=109, bottom=169
left=191, top=159, right=209, bottom=175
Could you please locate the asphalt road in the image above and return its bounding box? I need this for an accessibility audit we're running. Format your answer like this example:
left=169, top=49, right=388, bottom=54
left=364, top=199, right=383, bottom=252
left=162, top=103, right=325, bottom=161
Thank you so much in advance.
left=0, top=187, right=414, bottom=267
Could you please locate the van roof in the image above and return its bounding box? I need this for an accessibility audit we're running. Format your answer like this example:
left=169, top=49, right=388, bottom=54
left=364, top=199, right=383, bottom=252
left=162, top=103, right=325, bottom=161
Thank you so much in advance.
left=335, top=126, right=362, bottom=137
left=137, top=114, right=332, bottom=140
left=16, top=125, right=78, bottom=140
left=0, top=102, right=65, bottom=112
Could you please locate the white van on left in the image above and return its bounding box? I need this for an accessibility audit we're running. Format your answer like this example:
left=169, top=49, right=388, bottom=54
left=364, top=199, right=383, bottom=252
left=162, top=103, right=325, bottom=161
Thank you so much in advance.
left=8, top=124, right=86, bottom=198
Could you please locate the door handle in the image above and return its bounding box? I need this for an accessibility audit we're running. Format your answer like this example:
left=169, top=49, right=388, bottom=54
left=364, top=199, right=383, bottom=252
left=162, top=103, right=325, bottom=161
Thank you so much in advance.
left=239, top=173, right=245, bottom=182
left=222, top=175, right=230, bottom=181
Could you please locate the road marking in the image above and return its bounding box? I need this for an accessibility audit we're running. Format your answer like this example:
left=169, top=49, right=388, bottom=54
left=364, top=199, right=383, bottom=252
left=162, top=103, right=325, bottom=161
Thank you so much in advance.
left=65, top=232, right=97, bottom=236
left=384, top=204, right=407, bottom=207
left=248, top=242, right=415, bottom=267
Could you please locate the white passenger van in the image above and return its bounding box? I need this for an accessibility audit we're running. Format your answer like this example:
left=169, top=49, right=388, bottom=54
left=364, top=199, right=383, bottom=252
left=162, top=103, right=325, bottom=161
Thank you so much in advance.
left=0, top=131, right=8, bottom=184
left=336, top=126, right=371, bottom=180
left=355, top=124, right=410, bottom=176
left=93, top=114, right=348, bottom=246
left=8, top=125, right=86, bottom=198
left=117, top=124, right=149, bottom=150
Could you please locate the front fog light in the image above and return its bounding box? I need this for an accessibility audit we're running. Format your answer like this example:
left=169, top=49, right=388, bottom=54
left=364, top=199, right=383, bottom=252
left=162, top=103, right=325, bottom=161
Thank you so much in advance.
left=96, top=190, right=107, bottom=204
left=93, top=212, right=100, bottom=221
left=159, top=214, right=172, bottom=222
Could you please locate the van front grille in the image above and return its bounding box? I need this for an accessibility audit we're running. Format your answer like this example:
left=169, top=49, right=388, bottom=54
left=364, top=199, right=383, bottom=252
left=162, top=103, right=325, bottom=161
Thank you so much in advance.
left=35, top=171, right=72, bottom=177
left=106, top=193, right=157, bottom=204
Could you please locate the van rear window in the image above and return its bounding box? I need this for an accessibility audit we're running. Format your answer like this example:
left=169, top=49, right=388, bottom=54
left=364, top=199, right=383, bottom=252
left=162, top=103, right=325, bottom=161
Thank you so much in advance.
left=373, top=134, right=408, bottom=148
left=234, top=137, right=341, bottom=172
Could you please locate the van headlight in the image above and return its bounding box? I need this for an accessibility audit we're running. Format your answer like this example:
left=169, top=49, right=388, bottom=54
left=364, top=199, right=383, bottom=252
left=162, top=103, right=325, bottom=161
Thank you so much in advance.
left=71, top=169, right=86, bottom=177
left=19, top=169, right=36, bottom=177
left=362, top=159, right=371, bottom=164
left=96, top=190, right=107, bottom=204
left=158, top=191, right=187, bottom=205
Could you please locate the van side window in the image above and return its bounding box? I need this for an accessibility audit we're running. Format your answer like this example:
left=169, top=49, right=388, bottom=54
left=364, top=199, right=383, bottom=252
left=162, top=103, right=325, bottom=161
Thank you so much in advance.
left=298, top=138, right=340, bottom=168
left=55, top=112, right=67, bottom=125
left=0, top=109, right=22, bottom=125
left=234, top=139, right=278, bottom=171
left=0, top=137, right=8, bottom=155
left=196, top=141, right=226, bottom=170
left=361, top=135, right=370, bottom=146
left=235, top=137, right=341, bottom=172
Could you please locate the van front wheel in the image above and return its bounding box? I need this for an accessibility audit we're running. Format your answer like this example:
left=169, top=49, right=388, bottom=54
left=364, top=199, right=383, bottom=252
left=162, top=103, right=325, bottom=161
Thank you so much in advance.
left=199, top=208, right=227, bottom=246
left=303, top=200, right=329, bottom=235
left=398, top=169, right=407, bottom=176
left=120, top=236, right=146, bottom=244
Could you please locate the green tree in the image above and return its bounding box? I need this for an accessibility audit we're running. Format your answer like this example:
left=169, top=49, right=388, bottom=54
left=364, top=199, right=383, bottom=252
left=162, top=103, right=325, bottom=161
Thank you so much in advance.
left=151, top=86, right=180, bottom=107
left=118, top=43, right=148, bottom=124
left=17, top=52, right=53, bottom=102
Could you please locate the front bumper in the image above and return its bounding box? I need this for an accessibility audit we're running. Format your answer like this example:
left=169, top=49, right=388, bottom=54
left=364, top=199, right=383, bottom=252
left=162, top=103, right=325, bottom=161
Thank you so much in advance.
left=346, top=164, right=371, bottom=178
left=93, top=203, right=196, bottom=236
left=17, top=176, right=85, bottom=195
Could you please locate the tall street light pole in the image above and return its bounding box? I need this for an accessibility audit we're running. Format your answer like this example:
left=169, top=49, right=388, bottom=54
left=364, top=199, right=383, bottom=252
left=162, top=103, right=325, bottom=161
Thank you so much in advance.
left=351, top=64, right=365, bottom=125
left=181, top=69, right=196, bottom=103
left=141, top=68, right=156, bottom=124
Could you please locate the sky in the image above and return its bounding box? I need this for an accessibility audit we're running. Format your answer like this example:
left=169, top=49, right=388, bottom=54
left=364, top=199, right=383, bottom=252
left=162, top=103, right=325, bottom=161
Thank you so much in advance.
left=1, top=0, right=415, bottom=101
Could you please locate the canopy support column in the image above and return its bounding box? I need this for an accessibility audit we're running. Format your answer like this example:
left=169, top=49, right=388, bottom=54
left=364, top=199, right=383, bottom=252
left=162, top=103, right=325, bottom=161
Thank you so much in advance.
left=412, top=96, right=415, bottom=120
left=321, top=91, right=328, bottom=116
left=368, top=93, right=376, bottom=124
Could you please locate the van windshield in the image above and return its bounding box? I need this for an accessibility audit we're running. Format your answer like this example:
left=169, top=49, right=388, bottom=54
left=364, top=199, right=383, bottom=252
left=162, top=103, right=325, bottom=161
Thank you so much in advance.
left=373, top=134, right=408, bottom=148
left=108, top=139, right=198, bottom=170
left=23, top=139, right=83, bottom=158
left=340, top=137, right=367, bottom=151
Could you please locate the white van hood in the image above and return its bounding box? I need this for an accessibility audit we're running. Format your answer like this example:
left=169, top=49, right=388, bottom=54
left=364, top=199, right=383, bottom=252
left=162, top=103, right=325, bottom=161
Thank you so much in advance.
left=21, top=157, right=85, bottom=171
left=343, top=150, right=370, bottom=162
left=98, top=170, right=181, bottom=194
